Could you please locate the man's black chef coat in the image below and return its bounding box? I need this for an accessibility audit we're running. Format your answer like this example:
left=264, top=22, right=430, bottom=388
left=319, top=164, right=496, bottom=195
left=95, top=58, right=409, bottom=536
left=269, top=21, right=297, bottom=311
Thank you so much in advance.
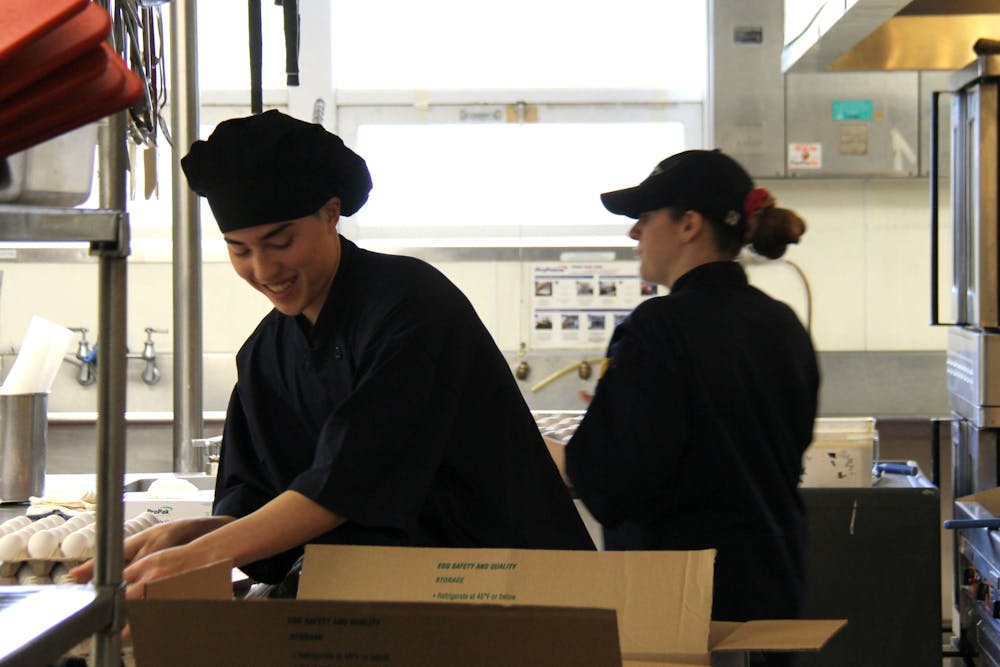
left=215, top=237, right=594, bottom=582
left=565, top=261, right=819, bottom=621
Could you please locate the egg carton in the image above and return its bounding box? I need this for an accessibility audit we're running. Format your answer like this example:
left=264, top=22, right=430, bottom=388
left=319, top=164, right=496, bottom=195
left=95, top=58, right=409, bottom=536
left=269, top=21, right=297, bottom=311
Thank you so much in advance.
left=534, top=411, right=584, bottom=445
left=0, top=510, right=161, bottom=584
left=0, top=559, right=79, bottom=583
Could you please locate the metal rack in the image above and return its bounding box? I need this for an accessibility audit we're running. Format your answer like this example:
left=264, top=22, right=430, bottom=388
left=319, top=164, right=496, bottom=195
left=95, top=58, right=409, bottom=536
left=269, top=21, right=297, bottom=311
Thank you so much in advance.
left=0, top=123, right=131, bottom=666
left=0, top=0, right=193, bottom=662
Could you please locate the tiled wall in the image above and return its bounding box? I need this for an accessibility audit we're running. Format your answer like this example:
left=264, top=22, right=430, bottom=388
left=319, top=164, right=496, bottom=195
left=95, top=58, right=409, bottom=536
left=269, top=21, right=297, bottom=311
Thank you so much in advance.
left=0, top=177, right=950, bottom=416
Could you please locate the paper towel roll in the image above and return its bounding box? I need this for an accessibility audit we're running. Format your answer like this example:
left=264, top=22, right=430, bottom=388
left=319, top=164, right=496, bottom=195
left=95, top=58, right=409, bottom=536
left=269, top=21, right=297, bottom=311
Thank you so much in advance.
left=1, top=316, right=73, bottom=394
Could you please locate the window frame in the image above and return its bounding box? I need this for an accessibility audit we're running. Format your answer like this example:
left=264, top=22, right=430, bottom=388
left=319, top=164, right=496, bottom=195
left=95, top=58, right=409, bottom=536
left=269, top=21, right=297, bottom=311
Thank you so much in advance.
left=333, top=96, right=705, bottom=249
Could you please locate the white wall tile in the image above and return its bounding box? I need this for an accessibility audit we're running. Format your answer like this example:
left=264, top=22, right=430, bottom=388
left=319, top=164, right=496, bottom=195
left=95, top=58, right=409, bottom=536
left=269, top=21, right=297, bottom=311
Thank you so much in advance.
left=756, top=179, right=869, bottom=350
left=0, top=176, right=952, bottom=380
left=864, top=180, right=949, bottom=350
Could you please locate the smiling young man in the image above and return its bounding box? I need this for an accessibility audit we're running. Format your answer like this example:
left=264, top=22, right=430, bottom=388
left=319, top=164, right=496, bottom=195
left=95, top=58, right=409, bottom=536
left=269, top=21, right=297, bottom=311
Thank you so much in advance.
left=72, top=110, right=593, bottom=596
left=223, top=197, right=343, bottom=324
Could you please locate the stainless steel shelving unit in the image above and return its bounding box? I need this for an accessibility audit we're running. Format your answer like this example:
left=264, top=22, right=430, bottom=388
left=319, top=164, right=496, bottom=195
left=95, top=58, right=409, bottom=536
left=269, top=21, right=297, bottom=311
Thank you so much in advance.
left=0, top=129, right=131, bottom=667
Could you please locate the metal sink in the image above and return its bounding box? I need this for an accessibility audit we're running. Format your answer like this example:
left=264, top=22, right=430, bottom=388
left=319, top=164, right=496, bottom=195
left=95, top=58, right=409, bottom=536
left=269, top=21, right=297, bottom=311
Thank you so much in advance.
left=123, top=474, right=217, bottom=492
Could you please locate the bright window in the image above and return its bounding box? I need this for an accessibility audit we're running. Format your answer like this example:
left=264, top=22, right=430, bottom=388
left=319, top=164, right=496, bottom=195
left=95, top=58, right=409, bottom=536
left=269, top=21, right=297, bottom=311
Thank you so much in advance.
left=77, top=1, right=709, bottom=257
left=348, top=120, right=687, bottom=247
left=196, top=2, right=288, bottom=91
left=331, top=1, right=707, bottom=96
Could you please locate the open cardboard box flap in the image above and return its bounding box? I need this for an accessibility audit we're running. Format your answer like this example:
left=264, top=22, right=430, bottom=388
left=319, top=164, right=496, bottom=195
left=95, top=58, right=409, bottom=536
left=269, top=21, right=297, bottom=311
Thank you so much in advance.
left=128, top=546, right=844, bottom=666
left=298, top=545, right=844, bottom=663
left=128, top=599, right=622, bottom=667
left=129, top=559, right=622, bottom=667
left=955, top=485, right=1000, bottom=516
left=298, top=544, right=712, bottom=659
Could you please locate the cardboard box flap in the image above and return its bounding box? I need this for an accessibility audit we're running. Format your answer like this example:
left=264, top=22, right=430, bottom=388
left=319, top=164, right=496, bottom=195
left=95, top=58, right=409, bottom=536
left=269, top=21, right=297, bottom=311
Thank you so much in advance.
left=140, top=559, right=233, bottom=600
left=300, top=545, right=715, bottom=658
left=129, top=599, right=623, bottom=667
left=955, top=486, right=1000, bottom=517
left=709, top=619, right=847, bottom=653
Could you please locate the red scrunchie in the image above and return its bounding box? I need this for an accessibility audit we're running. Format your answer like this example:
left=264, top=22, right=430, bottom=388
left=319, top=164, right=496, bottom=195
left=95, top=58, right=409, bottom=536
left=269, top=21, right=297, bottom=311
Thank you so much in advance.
left=742, top=188, right=775, bottom=242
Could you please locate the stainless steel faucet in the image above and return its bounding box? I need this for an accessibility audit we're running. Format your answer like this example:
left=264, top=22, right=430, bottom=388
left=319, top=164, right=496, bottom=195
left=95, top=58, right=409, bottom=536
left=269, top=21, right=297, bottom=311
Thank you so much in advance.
left=65, top=326, right=96, bottom=386
left=128, top=327, right=167, bottom=385
left=63, top=326, right=168, bottom=387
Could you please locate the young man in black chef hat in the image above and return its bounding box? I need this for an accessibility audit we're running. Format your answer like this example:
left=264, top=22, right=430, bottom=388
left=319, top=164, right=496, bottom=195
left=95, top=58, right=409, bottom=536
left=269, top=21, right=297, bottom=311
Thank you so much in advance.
left=73, top=110, right=593, bottom=595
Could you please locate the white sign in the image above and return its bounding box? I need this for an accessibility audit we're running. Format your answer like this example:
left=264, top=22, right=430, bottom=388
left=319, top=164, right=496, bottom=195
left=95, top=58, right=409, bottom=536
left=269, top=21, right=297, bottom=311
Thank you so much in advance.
left=531, top=262, right=660, bottom=349
left=788, top=142, right=822, bottom=170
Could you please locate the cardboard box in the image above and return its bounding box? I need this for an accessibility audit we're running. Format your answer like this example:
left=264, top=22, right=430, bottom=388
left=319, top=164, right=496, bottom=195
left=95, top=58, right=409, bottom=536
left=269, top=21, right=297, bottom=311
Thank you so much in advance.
left=129, top=561, right=622, bottom=667
left=122, top=490, right=214, bottom=522
left=128, top=547, right=845, bottom=667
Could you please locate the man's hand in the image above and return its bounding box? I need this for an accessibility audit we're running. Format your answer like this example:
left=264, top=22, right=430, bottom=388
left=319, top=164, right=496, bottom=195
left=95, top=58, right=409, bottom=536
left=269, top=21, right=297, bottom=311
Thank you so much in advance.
left=69, top=516, right=232, bottom=584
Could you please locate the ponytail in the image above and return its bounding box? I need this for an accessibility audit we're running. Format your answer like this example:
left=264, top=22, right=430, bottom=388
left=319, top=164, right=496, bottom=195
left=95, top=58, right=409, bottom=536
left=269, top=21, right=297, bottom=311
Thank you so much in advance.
left=742, top=188, right=806, bottom=259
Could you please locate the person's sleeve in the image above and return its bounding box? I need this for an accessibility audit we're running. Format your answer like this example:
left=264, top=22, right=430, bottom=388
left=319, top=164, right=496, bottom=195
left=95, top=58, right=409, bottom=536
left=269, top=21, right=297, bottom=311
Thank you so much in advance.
left=212, top=385, right=274, bottom=519
left=565, top=327, right=690, bottom=528
left=212, top=385, right=307, bottom=583
left=287, top=292, right=467, bottom=529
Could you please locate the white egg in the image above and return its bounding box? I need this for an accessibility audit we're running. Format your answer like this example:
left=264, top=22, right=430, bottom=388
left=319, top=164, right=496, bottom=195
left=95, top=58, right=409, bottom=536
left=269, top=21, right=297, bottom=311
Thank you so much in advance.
left=1, top=516, right=31, bottom=531
left=60, top=530, right=94, bottom=559
left=16, top=523, right=41, bottom=537
left=27, top=530, right=59, bottom=559
left=0, top=533, right=26, bottom=561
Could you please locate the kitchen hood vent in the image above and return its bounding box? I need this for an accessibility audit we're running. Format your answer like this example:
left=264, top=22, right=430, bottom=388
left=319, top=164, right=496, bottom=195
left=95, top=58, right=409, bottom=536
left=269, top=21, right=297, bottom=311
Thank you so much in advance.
left=783, top=0, right=1000, bottom=73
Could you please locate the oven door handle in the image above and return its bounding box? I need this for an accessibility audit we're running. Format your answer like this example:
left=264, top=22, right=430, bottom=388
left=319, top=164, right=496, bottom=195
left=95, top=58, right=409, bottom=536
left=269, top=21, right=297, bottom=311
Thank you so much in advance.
left=931, top=89, right=956, bottom=326
left=944, top=518, right=1000, bottom=530
left=874, top=462, right=918, bottom=476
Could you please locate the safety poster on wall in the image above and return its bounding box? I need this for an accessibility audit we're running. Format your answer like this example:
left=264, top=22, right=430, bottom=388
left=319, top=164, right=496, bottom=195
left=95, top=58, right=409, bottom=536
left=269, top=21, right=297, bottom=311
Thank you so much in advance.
left=530, top=262, right=660, bottom=349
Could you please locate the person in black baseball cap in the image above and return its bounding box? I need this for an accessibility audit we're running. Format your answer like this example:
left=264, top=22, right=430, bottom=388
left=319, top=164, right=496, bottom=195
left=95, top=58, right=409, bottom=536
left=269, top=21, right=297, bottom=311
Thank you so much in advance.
left=600, top=149, right=806, bottom=286
left=563, top=148, right=819, bottom=659
left=72, top=110, right=595, bottom=597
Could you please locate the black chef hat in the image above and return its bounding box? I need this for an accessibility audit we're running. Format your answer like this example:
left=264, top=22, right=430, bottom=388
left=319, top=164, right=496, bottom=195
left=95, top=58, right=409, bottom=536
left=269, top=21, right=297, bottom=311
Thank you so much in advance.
left=600, top=149, right=752, bottom=224
left=181, top=110, right=372, bottom=232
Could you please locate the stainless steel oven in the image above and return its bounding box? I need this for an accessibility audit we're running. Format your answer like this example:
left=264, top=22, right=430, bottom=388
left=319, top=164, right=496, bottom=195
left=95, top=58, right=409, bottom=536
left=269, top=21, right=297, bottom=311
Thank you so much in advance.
left=937, top=50, right=1000, bottom=329
left=935, top=43, right=1000, bottom=660
left=934, top=46, right=1000, bottom=492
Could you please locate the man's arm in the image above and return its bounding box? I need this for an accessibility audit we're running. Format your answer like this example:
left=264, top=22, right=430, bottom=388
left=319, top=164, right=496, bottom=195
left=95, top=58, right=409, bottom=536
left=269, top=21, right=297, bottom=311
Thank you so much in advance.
left=189, top=489, right=345, bottom=566
left=118, top=490, right=345, bottom=595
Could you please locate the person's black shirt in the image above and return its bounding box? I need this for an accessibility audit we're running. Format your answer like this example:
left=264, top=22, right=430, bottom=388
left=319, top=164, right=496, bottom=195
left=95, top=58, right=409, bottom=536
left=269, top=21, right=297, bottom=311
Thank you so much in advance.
left=566, top=261, right=819, bottom=621
left=215, top=237, right=595, bottom=583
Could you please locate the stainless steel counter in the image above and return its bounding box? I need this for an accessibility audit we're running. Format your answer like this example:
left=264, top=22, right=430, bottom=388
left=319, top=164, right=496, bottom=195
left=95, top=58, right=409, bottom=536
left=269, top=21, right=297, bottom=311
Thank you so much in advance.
left=0, top=472, right=215, bottom=524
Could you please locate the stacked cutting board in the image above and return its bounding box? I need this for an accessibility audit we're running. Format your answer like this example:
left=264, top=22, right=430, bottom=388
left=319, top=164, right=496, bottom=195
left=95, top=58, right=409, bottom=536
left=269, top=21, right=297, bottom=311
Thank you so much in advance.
left=0, top=0, right=143, bottom=159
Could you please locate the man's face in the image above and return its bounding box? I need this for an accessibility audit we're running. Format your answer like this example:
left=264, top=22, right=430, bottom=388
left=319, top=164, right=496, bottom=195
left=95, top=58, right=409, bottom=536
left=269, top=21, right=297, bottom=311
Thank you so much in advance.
left=223, top=199, right=342, bottom=323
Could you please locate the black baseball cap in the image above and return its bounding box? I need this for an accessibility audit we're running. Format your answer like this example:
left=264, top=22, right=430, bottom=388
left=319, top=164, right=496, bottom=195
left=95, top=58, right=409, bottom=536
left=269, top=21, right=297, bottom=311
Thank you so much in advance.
left=600, top=149, right=753, bottom=223
left=181, top=110, right=372, bottom=232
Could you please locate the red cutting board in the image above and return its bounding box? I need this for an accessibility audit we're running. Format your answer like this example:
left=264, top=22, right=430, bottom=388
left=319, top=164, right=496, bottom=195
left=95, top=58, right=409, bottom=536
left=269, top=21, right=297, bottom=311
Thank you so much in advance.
left=0, top=44, right=107, bottom=127
left=0, top=48, right=143, bottom=159
left=0, top=0, right=88, bottom=65
left=0, top=1, right=111, bottom=102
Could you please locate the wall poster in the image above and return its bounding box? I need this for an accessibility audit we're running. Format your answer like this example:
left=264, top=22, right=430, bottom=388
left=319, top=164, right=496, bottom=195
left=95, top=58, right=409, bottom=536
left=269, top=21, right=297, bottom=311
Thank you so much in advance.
left=531, top=262, right=660, bottom=349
